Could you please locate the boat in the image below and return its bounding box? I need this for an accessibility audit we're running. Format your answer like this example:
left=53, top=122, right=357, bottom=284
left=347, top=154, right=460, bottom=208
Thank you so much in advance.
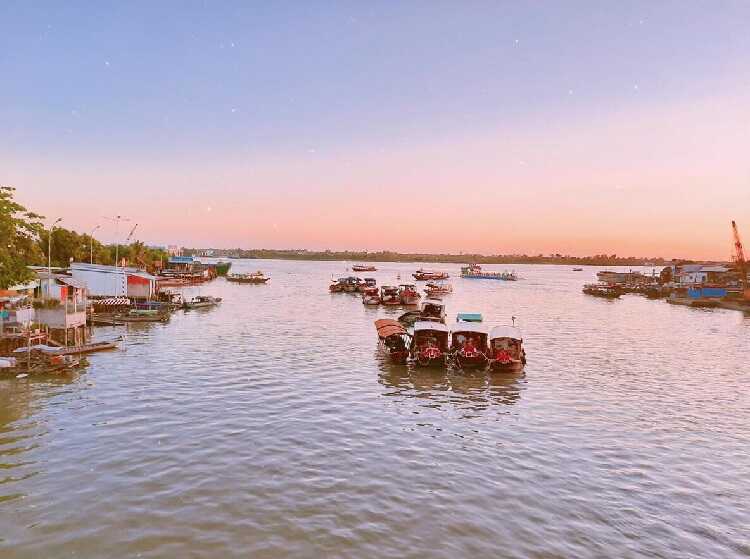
left=399, top=284, right=421, bottom=305
left=489, top=326, right=526, bottom=373
left=362, top=286, right=381, bottom=305
left=329, top=278, right=346, bottom=293
left=424, top=281, right=452, bottom=297
left=572, top=267, right=584, bottom=271
left=410, top=321, right=450, bottom=367
left=380, top=285, right=401, bottom=305
left=460, top=264, right=517, bottom=281
left=582, top=283, right=622, bottom=299
left=226, top=271, right=269, bottom=284
left=215, top=261, right=232, bottom=276
left=397, top=310, right=423, bottom=326
left=183, top=295, right=222, bottom=309
left=412, top=269, right=449, bottom=281
left=420, top=300, right=446, bottom=323
left=456, top=312, right=483, bottom=323
left=343, top=277, right=363, bottom=293
left=451, top=319, right=489, bottom=369
left=374, top=319, right=410, bottom=364
left=116, top=309, right=171, bottom=322
left=352, top=264, right=377, bottom=272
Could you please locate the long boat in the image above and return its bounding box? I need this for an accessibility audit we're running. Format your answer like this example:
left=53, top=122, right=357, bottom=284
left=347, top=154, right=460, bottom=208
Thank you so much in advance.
left=352, top=264, right=377, bottom=272
left=460, top=264, right=517, bottom=281
left=374, top=319, right=409, bottom=364
left=413, top=269, right=449, bottom=281
left=226, top=272, right=269, bottom=284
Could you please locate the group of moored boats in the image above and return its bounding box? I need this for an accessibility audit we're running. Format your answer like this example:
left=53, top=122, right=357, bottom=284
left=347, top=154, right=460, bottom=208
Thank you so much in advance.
left=226, top=271, right=270, bottom=284
left=375, top=309, right=525, bottom=373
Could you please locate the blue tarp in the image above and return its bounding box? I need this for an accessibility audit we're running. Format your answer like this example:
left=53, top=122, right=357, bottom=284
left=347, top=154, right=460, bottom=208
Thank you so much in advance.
left=688, top=287, right=727, bottom=299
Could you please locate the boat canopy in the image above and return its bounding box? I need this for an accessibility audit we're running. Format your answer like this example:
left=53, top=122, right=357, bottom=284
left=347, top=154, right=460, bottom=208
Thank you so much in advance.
left=456, top=312, right=483, bottom=323
left=452, top=322, right=488, bottom=335
left=374, top=319, right=407, bottom=339
left=490, top=325, right=522, bottom=341
left=413, top=321, right=450, bottom=333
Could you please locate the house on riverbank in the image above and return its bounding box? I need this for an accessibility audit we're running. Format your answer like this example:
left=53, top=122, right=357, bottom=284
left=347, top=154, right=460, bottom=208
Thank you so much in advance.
left=70, top=263, right=158, bottom=299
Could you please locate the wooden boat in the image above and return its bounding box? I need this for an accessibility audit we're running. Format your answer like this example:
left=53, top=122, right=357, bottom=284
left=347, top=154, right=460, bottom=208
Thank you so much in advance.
left=420, top=300, right=446, bottom=323
left=352, top=264, right=377, bottom=272
left=399, top=284, right=421, bottom=306
left=362, top=286, right=381, bottom=305
left=451, top=318, right=489, bottom=369
left=460, top=264, right=517, bottom=281
left=489, top=326, right=525, bottom=373
left=380, top=285, right=401, bottom=306
left=116, top=309, right=170, bottom=322
left=183, top=296, right=222, bottom=309
left=572, top=268, right=584, bottom=271
left=424, top=281, right=452, bottom=297
left=411, top=321, right=450, bottom=367
left=413, top=269, right=449, bottom=281
left=343, top=277, right=363, bottom=293
left=329, top=278, right=346, bottom=293
left=583, top=283, right=622, bottom=299
left=227, top=271, right=269, bottom=284
left=374, top=319, right=410, bottom=364
left=3, top=351, right=85, bottom=376
left=397, top=310, right=423, bottom=326
left=54, top=341, right=119, bottom=355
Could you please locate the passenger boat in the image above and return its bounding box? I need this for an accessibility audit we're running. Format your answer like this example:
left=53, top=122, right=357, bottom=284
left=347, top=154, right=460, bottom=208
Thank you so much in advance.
left=374, top=319, right=410, bottom=364
left=424, top=281, right=452, bottom=297
left=352, top=264, right=377, bottom=272
left=489, top=325, right=526, bottom=373
left=399, top=284, right=421, bottom=305
left=226, top=271, right=269, bottom=284
left=460, top=264, right=517, bottom=281
left=380, top=285, right=401, bottom=306
left=411, top=321, right=450, bottom=367
left=357, top=278, right=376, bottom=293
left=420, top=300, right=446, bottom=323
left=451, top=315, right=489, bottom=369
left=362, top=286, right=381, bottom=305
left=183, top=295, right=222, bottom=309
left=582, top=283, right=622, bottom=299
left=329, top=278, right=346, bottom=293
left=412, top=269, right=449, bottom=281
left=343, top=277, right=363, bottom=293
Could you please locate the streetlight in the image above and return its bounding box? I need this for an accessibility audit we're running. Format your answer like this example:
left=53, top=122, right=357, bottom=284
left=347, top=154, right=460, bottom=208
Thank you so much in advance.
left=47, top=217, right=62, bottom=298
left=103, top=215, right=130, bottom=268
left=90, top=224, right=101, bottom=264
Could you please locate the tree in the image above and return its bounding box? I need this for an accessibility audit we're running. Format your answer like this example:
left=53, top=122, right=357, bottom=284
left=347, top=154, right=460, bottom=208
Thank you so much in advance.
left=0, top=186, right=45, bottom=289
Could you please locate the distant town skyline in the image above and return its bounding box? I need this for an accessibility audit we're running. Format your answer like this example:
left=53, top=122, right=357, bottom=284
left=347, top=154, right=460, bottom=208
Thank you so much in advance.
left=2, top=2, right=749, bottom=260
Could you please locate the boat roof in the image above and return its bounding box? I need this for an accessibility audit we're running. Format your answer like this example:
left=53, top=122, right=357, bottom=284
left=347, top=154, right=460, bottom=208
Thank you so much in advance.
left=490, top=325, right=523, bottom=340
left=374, top=318, right=407, bottom=338
left=452, top=322, right=488, bottom=335
left=414, top=321, right=450, bottom=333
left=456, top=312, right=483, bottom=322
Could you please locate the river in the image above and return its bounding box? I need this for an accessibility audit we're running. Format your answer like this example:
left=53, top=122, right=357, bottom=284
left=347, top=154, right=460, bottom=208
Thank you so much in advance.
left=1, top=261, right=749, bottom=558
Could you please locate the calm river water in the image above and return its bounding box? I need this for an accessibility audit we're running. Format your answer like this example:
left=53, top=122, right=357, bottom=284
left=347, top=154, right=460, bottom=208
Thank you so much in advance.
left=1, top=261, right=749, bottom=558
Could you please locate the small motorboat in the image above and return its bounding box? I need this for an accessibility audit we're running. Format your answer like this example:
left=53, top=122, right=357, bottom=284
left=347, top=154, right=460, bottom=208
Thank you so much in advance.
left=343, top=277, right=363, bottom=293
left=583, top=284, right=622, bottom=299
left=399, top=284, right=421, bottom=306
left=573, top=268, right=584, bottom=271
left=362, top=286, right=381, bottom=305
left=489, top=325, right=526, bottom=373
left=451, top=316, right=489, bottom=369
left=183, top=295, right=222, bottom=309
left=411, top=321, right=450, bottom=367
left=227, top=271, right=269, bottom=284
left=412, top=269, right=449, bottom=281
left=380, top=285, right=401, bottom=306
left=116, top=309, right=170, bottom=322
left=424, top=281, right=453, bottom=297
left=352, top=264, right=377, bottom=272
left=329, top=278, right=346, bottom=293
left=374, top=319, right=410, bottom=364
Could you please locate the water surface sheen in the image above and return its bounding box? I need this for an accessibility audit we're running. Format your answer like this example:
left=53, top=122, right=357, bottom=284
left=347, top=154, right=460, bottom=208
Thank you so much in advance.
left=1, top=261, right=749, bottom=558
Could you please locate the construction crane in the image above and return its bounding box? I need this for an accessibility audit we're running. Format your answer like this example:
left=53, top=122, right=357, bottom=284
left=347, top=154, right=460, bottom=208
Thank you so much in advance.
left=731, top=220, right=748, bottom=300
left=125, top=223, right=139, bottom=242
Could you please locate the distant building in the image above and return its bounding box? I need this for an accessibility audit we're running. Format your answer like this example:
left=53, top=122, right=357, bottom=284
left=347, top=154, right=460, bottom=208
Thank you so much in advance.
left=167, top=245, right=182, bottom=257
left=670, top=264, right=731, bottom=285
left=70, top=263, right=158, bottom=299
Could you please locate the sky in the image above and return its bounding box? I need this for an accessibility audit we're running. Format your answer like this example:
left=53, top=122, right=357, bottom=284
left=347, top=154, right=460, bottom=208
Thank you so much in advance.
left=1, top=1, right=749, bottom=260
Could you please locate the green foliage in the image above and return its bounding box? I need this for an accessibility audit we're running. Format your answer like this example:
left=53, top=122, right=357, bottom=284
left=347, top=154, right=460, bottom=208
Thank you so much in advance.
left=0, top=186, right=45, bottom=289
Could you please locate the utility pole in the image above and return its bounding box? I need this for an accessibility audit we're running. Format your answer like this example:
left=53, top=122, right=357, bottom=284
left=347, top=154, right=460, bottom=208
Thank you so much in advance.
left=90, top=224, right=101, bottom=264
left=46, top=217, right=62, bottom=298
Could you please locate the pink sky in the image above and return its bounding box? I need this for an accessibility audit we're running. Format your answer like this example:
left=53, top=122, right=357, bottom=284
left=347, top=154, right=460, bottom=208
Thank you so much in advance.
left=5, top=93, right=749, bottom=261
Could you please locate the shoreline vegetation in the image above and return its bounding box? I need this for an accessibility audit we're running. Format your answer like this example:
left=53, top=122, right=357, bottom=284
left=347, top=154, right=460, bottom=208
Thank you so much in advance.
left=183, top=248, right=690, bottom=267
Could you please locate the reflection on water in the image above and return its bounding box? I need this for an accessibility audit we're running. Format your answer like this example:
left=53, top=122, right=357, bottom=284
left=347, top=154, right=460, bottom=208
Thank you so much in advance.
left=1, top=261, right=749, bottom=558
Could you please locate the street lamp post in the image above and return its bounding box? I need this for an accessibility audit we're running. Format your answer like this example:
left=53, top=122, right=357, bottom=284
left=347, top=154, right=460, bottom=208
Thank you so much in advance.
left=90, top=224, right=101, bottom=264
left=47, top=217, right=62, bottom=298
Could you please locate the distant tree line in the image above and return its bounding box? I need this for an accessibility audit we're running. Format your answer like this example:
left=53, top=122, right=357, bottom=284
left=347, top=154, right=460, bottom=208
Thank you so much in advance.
left=0, top=186, right=168, bottom=289
left=183, top=247, right=678, bottom=267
